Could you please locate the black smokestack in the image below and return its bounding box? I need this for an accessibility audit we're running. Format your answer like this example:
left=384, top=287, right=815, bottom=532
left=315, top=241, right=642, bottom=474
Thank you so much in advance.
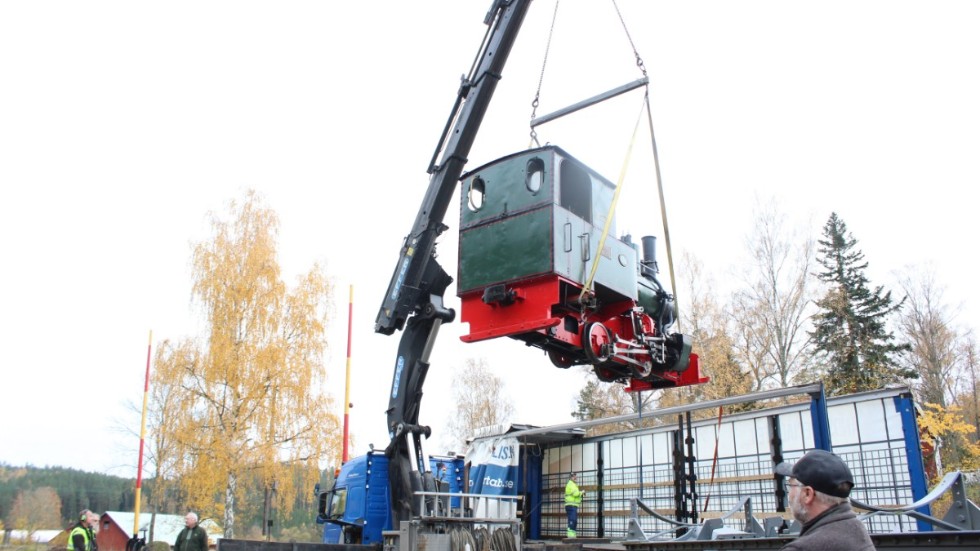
left=641, top=235, right=658, bottom=279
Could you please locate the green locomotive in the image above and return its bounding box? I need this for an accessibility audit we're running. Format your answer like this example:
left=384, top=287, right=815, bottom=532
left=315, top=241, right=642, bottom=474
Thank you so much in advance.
left=458, top=145, right=706, bottom=390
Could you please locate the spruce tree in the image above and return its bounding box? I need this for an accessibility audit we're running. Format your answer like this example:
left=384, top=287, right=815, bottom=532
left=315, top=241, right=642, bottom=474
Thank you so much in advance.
left=810, top=213, right=915, bottom=395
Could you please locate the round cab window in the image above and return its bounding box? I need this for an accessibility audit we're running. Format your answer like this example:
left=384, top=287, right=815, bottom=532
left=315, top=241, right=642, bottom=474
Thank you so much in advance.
left=468, top=176, right=486, bottom=212
left=526, top=157, right=544, bottom=194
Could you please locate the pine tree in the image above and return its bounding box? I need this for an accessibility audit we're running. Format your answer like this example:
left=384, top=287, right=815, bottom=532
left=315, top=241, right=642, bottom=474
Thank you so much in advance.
left=810, top=213, right=914, bottom=395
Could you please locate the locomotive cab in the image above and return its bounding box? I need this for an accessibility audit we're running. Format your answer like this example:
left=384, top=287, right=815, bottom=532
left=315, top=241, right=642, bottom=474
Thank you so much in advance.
left=458, top=146, right=706, bottom=390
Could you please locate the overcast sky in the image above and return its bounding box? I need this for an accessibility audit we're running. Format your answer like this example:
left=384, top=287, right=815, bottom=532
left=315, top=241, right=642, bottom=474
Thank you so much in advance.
left=2, top=0, right=978, bottom=478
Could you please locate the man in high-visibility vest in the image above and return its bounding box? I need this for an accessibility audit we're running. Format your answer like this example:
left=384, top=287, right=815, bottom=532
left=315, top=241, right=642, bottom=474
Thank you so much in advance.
left=564, top=472, right=584, bottom=538
left=67, top=510, right=98, bottom=551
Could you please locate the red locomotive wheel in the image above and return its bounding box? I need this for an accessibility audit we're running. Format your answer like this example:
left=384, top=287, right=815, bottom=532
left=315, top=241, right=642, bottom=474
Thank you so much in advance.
left=582, top=321, right=613, bottom=363
left=548, top=349, right=575, bottom=368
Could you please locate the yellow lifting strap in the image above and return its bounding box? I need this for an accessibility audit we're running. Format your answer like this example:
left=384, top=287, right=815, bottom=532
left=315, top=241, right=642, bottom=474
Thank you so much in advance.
left=582, top=89, right=681, bottom=329
left=582, top=94, right=646, bottom=299
left=528, top=1, right=681, bottom=326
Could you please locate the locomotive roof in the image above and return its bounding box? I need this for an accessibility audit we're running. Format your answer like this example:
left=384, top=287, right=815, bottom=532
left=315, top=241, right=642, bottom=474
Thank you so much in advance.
left=461, top=144, right=615, bottom=189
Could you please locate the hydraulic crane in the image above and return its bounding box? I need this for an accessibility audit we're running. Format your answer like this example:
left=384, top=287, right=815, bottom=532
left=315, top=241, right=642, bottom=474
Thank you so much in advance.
left=374, top=0, right=533, bottom=528
left=375, top=0, right=704, bottom=530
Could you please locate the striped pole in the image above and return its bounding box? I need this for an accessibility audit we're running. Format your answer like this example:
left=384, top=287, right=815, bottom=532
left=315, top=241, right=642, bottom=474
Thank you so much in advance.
left=342, top=285, right=353, bottom=463
left=134, top=331, right=152, bottom=537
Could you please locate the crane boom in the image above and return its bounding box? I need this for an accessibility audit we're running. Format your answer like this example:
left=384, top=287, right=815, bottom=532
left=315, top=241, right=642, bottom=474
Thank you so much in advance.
left=374, top=0, right=532, bottom=527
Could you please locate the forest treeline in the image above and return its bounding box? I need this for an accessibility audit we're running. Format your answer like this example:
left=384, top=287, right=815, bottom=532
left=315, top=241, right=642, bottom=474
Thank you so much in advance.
left=0, top=464, right=135, bottom=528
left=0, top=463, right=330, bottom=540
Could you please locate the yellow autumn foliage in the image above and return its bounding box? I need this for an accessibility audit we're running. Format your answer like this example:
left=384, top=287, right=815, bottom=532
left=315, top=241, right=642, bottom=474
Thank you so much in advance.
left=918, top=402, right=980, bottom=473
left=152, top=190, right=341, bottom=537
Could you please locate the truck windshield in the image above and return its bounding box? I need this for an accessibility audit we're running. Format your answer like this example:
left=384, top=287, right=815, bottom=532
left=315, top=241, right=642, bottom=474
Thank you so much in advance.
left=327, top=488, right=347, bottom=520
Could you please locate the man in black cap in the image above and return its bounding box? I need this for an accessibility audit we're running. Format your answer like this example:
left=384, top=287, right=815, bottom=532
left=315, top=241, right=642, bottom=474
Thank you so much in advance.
left=774, top=449, right=874, bottom=551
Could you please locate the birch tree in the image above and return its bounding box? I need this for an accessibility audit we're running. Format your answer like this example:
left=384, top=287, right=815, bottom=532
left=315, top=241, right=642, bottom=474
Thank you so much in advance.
left=730, top=199, right=815, bottom=389
left=153, top=190, right=340, bottom=537
left=147, top=339, right=198, bottom=516
left=896, top=267, right=960, bottom=407
left=445, top=358, right=515, bottom=451
left=955, top=336, right=980, bottom=441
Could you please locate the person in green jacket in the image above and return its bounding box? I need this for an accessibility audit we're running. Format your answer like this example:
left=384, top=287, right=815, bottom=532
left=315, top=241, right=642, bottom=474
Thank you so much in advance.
left=67, top=510, right=98, bottom=551
left=174, top=512, right=208, bottom=551
left=564, top=472, right=584, bottom=538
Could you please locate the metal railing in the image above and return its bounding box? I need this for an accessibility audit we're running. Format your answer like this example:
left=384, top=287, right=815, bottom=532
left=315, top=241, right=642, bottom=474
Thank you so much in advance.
left=416, top=490, right=522, bottom=522
left=852, top=471, right=980, bottom=531
left=623, top=470, right=980, bottom=543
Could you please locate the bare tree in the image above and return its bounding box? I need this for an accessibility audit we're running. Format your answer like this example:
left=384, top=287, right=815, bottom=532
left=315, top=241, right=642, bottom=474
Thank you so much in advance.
left=444, top=358, right=515, bottom=451
left=146, top=339, right=196, bottom=516
left=953, top=334, right=979, bottom=441
left=730, top=198, right=815, bottom=389
left=115, top=349, right=185, bottom=543
left=728, top=299, right=772, bottom=392
left=658, top=253, right=751, bottom=418
left=897, top=267, right=961, bottom=407
left=573, top=367, right=656, bottom=435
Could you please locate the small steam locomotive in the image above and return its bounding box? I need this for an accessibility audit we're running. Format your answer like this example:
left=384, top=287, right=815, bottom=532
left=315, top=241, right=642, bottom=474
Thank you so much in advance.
left=457, top=145, right=706, bottom=391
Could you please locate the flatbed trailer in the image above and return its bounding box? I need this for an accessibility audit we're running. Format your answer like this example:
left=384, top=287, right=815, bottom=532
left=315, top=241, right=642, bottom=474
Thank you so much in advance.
left=217, top=384, right=980, bottom=551
left=219, top=529, right=980, bottom=551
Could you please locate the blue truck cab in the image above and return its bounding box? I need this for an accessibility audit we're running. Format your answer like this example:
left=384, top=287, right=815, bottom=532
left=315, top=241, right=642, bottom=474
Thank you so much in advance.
left=317, top=451, right=465, bottom=545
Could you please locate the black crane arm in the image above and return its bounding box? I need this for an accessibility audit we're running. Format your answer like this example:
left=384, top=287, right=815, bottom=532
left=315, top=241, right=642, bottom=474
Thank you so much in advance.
left=374, top=0, right=532, bottom=528
left=375, top=0, right=531, bottom=336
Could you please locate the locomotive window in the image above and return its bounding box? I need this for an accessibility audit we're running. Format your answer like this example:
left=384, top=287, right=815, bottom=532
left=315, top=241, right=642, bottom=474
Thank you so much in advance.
left=467, top=176, right=486, bottom=212
left=559, top=160, right=591, bottom=223
left=526, top=157, right=544, bottom=194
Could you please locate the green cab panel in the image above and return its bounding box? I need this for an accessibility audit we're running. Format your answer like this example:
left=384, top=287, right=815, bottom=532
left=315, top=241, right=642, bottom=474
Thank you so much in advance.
left=460, top=150, right=555, bottom=231
left=458, top=207, right=553, bottom=294
left=457, top=145, right=638, bottom=301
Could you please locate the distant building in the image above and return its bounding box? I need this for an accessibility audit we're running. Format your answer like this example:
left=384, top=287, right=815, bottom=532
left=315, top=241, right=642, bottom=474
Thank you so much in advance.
left=46, top=528, right=70, bottom=549
left=97, top=512, right=221, bottom=551
left=3, top=529, right=63, bottom=544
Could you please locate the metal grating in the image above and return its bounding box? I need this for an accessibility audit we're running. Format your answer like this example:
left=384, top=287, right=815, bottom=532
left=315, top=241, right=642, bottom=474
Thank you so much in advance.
left=537, top=390, right=922, bottom=539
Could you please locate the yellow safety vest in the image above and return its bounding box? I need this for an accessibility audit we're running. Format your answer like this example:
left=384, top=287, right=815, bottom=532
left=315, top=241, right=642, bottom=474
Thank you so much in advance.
left=67, top=525, right=92, bottom=551
left=565, top=479, right=583, bottom=507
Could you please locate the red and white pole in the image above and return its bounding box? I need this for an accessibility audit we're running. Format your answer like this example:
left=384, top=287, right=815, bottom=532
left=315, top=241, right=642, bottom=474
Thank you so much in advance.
left=133, top=331, right=152, bottom=543
left=342, top=286, right=353, bottom=463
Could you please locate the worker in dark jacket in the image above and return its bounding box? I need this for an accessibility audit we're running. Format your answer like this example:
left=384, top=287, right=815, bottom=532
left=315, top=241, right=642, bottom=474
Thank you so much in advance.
left=174, top=512, right=208, bottom=551
left=775, top=449, right=874, bottom=551
left=67, top=510, right=98, bottom=551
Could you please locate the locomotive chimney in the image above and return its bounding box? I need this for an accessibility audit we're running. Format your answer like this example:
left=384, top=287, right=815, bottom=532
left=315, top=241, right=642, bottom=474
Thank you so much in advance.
left=641, top=235, right=659, bottom=279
